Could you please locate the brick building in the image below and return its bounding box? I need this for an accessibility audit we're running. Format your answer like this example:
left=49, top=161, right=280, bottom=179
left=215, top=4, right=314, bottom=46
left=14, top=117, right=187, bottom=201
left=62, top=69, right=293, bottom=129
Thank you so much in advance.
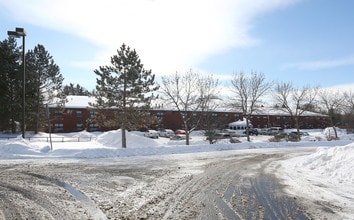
left=47, top=96, right=328, bottom=133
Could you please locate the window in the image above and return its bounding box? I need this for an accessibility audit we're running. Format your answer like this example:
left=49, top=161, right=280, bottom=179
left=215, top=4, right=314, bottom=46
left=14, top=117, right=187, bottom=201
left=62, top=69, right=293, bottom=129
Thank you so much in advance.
left=89, top=123, right=99, bottom=131
left=156, top=112, right=164, bottom=118
left=76, top=110, right=82, bottom=117
left=54, top=110, right=63, bottom=116
left=90, top=110, right=96, bottom=117
left=76, top=123, right=83, bottom=130
left=54, top=123, right=64, bottom=131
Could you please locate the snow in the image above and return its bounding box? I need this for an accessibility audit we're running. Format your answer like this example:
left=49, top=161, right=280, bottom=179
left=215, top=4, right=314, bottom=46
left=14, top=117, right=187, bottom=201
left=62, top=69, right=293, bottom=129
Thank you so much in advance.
left=54, top=95, right=96, bottom=108
left=1, top=129, right=354, bottom=218
left=278, top=142, right=354, bottom=219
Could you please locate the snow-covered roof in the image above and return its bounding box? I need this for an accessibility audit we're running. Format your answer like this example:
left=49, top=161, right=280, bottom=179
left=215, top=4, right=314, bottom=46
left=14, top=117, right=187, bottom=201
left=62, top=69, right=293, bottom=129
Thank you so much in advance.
left=52, top=96, right=327, bottom=117
left=48, top=95, right=96, bottom=109
left=252, top=106, right=327, bottom=117
left=65, top=96, right=95, bottom=108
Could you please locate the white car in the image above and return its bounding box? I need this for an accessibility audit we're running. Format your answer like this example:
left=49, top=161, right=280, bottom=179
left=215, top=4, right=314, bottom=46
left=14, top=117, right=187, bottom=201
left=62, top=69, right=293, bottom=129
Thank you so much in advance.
left=159, top=129, right=174, bottom=137
left=144, top=130, right=159, bottom=139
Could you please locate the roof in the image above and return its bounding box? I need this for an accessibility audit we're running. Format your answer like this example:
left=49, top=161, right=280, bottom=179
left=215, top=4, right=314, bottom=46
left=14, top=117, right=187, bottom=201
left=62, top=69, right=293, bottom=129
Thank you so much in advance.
left=253, top=106, right=327, bottom=117
left=48, top=95, right=95, bottom=109
left=50, top=96, right=327, bottom=117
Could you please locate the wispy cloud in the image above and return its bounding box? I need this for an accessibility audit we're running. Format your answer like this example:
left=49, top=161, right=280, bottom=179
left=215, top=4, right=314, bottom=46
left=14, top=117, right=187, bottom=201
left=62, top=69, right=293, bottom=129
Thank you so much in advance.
left=1, top=0, right=300, bottom=75
left=282, top=56, right=354, bottom=71
left=323, top=82, right=354, bottom=93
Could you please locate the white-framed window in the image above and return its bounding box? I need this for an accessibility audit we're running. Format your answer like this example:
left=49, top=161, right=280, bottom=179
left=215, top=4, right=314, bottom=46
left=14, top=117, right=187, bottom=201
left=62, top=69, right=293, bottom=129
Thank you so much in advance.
left=89, top=123, right=99, bottom=131
left=156, top=112, right=164, bottom=118
left=76, top=110, right=82, bottom=117
left=54, top=123, right=64, bottom=131
left=54, top=110, right=63, bottom=116
left=76, top=123, right=83, bottom=130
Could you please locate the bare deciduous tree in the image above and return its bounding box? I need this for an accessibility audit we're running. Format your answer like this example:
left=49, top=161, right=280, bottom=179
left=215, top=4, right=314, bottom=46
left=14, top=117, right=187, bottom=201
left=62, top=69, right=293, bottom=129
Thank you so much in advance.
left=319, top=90, right=344, bottom=139
left=274, top=82, right=318, bottom=140
left=343, top=90, right=354, bottom=129
left=160, top=69, right=220, bottom=145
left=198, top=75, right=222, bottom=144
left=230, top=72, right=271, bottom=142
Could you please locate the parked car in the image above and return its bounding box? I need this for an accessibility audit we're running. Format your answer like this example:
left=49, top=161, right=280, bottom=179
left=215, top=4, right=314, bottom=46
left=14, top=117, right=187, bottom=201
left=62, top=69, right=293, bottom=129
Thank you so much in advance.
left=206, top=132, right=230, bottom=142
left=144, top=130, right=159, bottom=139
left=174, top=129, right=186, bottom=135
left=170, top=135, right=186, bottom=140
left=159, top=129, right=175, bottom=137
left=243, top=128, right=259, bottom=136
left=289, top=130, right=309, bottom=136
left=269, top=127, right=284, bottom=134
left=259, top=128, right=272, bottom=135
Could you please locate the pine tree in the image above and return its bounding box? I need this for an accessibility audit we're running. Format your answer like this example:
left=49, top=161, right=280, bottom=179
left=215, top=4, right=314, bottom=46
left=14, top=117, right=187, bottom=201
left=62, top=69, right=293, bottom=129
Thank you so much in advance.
left=25, top=44, right=65, bottom=133
left=63, top=83, right=89, bottom=95
left=92, top=44, right=159, bottom=148
left=0, top=37, right=22, bottom=133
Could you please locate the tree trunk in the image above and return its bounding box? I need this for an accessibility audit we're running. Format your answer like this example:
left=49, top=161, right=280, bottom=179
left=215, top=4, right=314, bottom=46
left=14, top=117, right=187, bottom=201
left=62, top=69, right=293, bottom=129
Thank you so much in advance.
left=121, top=108, right=127, bottom=148
left=35, top=98, right=40, bottom=134
left=184, top=125, right=190, bottom=145
left=121, top=127, right=126, bottom=148
left=246, top=117, right=251, bottom=142
left=295, top=117, right=301, bottom=141
left=332, top=126, right=338, bottom=140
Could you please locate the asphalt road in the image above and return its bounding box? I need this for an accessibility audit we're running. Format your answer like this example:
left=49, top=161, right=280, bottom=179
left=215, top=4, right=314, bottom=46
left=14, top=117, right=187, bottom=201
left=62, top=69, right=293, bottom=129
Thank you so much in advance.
left=0, top=150, right=329, bottom=219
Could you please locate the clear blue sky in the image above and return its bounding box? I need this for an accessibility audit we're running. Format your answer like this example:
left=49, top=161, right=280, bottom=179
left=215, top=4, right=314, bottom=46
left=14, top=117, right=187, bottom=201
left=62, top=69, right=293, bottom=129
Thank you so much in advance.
left=1, top=0, right=354, bottom=91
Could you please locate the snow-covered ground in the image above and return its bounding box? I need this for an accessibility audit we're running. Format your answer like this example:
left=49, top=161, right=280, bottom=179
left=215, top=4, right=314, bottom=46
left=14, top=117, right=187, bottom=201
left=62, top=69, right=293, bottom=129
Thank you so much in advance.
left=1, top=128, right=354, bottom=218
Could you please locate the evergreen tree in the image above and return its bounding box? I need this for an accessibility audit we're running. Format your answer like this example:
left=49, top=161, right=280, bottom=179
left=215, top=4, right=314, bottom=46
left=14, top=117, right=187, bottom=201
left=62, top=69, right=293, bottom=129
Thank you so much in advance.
left=0, top=37, right=22, bottom=133
left=63, top=83, right=89, bottom=95
left=92, top=44, right=159, bottom=148
left=25, top=44, right=65, bottom=133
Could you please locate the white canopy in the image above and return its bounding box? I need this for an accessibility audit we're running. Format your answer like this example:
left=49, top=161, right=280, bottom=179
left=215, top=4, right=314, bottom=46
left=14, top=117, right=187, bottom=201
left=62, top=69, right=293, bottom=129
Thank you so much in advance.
left=228, top=119, right=253, bottom=130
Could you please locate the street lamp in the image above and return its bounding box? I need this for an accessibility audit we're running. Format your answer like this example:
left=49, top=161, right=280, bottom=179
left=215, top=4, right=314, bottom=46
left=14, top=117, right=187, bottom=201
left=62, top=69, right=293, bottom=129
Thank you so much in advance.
left=8, top=27, right=26, bottom=138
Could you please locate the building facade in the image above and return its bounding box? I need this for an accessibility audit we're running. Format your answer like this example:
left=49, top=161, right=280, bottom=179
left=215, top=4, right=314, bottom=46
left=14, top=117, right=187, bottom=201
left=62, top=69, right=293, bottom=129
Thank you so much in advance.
left=47, top=96, right=328, bottom=133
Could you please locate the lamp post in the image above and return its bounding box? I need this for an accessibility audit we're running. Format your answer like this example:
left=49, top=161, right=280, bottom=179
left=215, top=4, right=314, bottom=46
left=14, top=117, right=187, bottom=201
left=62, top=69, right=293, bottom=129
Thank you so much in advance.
left=8, top=27, right=26, bottom=138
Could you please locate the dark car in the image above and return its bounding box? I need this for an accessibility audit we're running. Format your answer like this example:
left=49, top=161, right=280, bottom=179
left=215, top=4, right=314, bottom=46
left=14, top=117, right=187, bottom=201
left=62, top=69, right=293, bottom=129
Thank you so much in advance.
left=289, top=131, right=309, bottom=136
left=170, top=135, right=186, bottom=140
left=243, top=128, right=259, bottom=136
left=206, top=133, right=230, bottom=141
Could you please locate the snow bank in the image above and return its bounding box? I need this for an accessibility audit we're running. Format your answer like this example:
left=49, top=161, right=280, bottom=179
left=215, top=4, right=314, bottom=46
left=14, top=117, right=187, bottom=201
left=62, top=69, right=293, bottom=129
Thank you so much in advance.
left=322, top=127, right=346, bottom=138
left=96, top=130, right=160, bottom=148
left=1, top=129, right=353, bottom=159
left=295, top=143, right=354, bottom=185
left=277, top=141, right=354, bottom=219
left=0, top=137, right=50, bottom=158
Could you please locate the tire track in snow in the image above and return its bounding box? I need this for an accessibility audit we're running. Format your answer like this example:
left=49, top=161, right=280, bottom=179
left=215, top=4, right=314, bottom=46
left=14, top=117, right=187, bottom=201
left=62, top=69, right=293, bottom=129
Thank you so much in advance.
left=26, top=173, right=107, bottom=220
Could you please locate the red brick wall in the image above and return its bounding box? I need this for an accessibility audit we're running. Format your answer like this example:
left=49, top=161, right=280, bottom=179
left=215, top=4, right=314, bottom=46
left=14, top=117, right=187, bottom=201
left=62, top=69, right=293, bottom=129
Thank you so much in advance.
left=46, top=107, right=328, bottom=133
